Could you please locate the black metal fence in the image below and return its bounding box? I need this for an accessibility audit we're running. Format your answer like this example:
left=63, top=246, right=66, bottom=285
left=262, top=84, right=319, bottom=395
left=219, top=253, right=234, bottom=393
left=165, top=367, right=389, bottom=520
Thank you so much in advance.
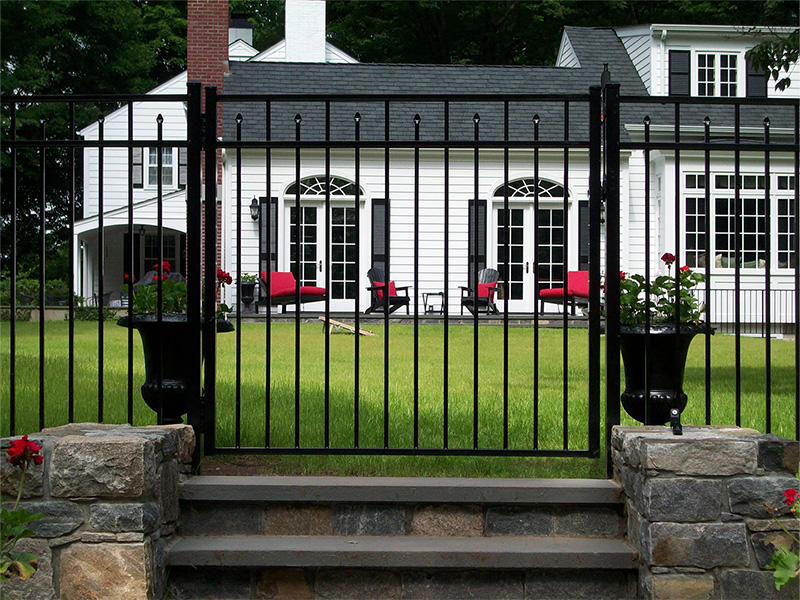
left=1, top=83, right=798, bottom=471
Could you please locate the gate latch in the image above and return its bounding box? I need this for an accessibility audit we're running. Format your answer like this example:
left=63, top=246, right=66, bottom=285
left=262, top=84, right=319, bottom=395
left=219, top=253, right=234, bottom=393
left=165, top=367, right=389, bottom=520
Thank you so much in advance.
left=670, top=408, right=683, bottom=436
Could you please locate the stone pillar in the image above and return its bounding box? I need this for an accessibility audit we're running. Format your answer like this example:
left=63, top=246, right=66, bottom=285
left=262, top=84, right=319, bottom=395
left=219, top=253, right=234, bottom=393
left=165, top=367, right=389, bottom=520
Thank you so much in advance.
left=1, top=423, right=194, bottom=600
left=612, top=425, right=799, bottom=600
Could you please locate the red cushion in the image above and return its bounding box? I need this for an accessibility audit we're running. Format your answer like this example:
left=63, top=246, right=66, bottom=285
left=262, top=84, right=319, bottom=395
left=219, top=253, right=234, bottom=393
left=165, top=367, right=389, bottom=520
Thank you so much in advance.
left=566, top=271, right=590, bottom=298
left=478, top=282, right=497, bottom=298
left=374, top=281, right=397, bottom=300
left=262, top=271, right=296, bottom=297
left=539, top=287, right=565, bottom=299
left=299, top=286, right=326, bottom=297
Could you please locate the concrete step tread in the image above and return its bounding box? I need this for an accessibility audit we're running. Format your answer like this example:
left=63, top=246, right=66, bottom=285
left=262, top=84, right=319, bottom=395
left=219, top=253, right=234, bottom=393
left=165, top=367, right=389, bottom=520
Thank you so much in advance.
left=167, top=534, right=636, bottom=570
left=181, top=476, right=622, bottom=505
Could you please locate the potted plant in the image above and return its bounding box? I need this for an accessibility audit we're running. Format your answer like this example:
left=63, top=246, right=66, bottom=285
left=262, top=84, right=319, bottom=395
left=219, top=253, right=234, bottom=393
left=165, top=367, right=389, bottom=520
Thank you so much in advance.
left=617, top=253, right=712, bottom=425
left=238, top=272, right=257, bottom=311
left=117, top=261, right=234, bottom=425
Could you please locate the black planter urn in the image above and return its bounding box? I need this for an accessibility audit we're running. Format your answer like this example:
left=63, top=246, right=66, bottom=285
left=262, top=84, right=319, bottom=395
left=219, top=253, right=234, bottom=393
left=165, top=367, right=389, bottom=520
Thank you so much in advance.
left=619, top=323, right=711, bottom=425
left=240, top=281, right=256, bottom=311
left=117, top=313, right=234, bottom=424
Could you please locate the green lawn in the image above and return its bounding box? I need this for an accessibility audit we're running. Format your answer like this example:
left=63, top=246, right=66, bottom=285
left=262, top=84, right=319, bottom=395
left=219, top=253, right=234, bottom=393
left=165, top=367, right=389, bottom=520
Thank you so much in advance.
left=1, top=320, right=797, bottom=478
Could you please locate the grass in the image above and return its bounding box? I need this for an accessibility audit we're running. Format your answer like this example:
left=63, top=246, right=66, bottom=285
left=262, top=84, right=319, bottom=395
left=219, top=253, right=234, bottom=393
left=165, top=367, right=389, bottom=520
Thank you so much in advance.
left=1, top=320, right=797, bottom=478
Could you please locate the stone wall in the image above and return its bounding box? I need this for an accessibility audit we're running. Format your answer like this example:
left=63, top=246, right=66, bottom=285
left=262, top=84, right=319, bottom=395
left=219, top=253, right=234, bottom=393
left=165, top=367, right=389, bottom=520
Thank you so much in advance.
left=1, top=423, right=194, bottom=600
left=612, top=425, right=799, bottom=600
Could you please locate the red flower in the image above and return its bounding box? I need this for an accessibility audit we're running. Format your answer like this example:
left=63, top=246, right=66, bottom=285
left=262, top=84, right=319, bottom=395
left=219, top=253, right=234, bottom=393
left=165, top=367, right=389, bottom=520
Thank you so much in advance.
left=783, top=488, right=798, bottom=506
left=124, top=273, right=130, bottom=282
left=680, top=265, right=690, bottom=273
left=619, top=271, right=627, bottom=281
left=661, top=253, right=676, bottom=266
left=7, top=435, right=43, bottom=469
left=152, top=260, right=171, bottom=274
left=217, top=268, right=232, bottom=286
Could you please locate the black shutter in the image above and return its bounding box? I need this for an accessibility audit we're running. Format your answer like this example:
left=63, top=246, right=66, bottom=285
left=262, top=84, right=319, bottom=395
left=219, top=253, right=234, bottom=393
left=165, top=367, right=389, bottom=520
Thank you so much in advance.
left=371, top=198, right=387, bottom=273
left=746, top=59, right=767, bottom=98
left=468, top=199, right=487, bottom=288
left=259, top=197, right=278, bottom=275
left=578, top=200, right=590, bottom=271
left=669, top=50, right=690, bottom=96
left=132, top=147, right=144, bottom=188
left=178, top=148, right=187, bottom=189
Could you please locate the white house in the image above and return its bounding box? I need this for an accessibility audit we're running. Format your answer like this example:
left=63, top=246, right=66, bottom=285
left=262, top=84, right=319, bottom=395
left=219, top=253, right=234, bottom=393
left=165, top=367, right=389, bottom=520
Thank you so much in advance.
left=75, top=0, right=797, bottom=327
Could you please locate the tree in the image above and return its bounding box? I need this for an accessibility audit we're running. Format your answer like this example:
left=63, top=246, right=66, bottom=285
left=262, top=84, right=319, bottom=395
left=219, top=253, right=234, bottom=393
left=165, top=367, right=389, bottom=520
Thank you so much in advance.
left=746, top=29, right=800, bottom=91
left=1, top=1, right=187, bottom=280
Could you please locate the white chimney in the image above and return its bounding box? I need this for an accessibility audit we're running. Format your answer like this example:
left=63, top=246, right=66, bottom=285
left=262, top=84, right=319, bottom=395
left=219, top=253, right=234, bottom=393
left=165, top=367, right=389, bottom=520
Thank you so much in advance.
left=285, top=0, right=326, bottom=62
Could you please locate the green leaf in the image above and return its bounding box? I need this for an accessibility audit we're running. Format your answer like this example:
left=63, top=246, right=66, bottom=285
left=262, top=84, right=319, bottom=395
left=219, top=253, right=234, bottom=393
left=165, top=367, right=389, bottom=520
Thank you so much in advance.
left=1, top=552, right=38, bottom=580
left=767, top=547, right=800, bottom=590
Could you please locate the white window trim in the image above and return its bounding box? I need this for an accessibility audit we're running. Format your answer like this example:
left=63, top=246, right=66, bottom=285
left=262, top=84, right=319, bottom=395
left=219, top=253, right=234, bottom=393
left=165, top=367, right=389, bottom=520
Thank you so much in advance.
left=692, top=51, right=744, bottom=98
left=683, top=172, right=796, bottom=272
left=146, top=147, right=176, bottom=189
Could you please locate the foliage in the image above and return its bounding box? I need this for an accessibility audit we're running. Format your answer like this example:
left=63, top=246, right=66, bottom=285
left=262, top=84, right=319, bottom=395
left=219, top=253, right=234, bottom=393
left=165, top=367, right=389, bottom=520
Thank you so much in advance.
left=766, top=475, right=800, bottom=590
left=238, top=273, right=257, bottom=284
left=1, top=435, right=43, bottom=582
left=618, top=253, right=706, bottom=325
left=746, top=29, right=800, bottom=91
left=122, top=262, right=232, bottom=318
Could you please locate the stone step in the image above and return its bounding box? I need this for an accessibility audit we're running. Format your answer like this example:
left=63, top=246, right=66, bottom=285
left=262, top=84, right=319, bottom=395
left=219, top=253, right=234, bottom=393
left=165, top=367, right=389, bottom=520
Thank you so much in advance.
left=180, top=475, right=623, bottom=505
left=167, top=534, right=637, bottom=570
left=178, top=476, right=626, bottom=539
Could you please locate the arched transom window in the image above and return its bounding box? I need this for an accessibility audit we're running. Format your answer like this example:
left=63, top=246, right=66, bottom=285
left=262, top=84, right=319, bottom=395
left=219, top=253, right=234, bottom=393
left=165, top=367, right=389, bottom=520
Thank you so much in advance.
left=493, top=178, right=568, bottom=199
left=286, top=176, right=364, bottom=197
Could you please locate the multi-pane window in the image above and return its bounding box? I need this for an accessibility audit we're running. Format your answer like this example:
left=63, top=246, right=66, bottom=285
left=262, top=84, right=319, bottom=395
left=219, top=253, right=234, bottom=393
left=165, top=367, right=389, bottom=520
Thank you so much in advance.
left=684, top=173, right=794, bottom=270
left=720, top=54, right=738, bottom=96
left=144, top=234, right=177, bottom=274
left=697, top=53, right=738, bottom=97
left=497, top=208, right=525, bottom=300
left=289, top=206, right=318, bottom=286
left=537, top=208, right=565, bottom=287
left=148, top=147, right=173, bottom=187
left=777, top=176, right=796, bottom=269
left=697, top=54, right=716, bottom=96
left=330, top=207, right=357, bottom=300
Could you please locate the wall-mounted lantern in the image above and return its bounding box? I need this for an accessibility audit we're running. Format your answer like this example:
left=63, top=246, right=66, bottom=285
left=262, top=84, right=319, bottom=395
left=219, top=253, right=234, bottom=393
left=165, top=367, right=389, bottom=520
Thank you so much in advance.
left=250, top=197, right=260, bottom=221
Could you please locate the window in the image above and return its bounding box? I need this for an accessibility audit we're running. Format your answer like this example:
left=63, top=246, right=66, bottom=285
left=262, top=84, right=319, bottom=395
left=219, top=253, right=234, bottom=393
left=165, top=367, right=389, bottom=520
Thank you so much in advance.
left=537, top=208, right=565, bottom=287
left=148, top=147, right=173, bottom=187
left=684, top=173, right=795, bottom=270
left=132, top=148, right=186, bottom=189
left=696, top=53, right=738, bottom=97
left=144, top=233, right=177, bottom=275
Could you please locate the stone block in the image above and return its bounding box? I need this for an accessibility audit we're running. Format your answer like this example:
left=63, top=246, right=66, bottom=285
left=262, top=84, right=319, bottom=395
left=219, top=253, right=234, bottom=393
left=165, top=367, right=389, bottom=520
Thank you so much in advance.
left=334, top=505, right=406, bottom=536
left=316, top=569, right=400, bottom=599
left=81, top=532, right=117, bottom=542
left=485, top=506, right=551, bottom=536
left=410, top=505, right=483, bottom=537
left=157, top=459, right=179, bottom=524
left=90, top=503, right=160, bottom=533
left=649, top=522, right=749, bottom=568
left=551, top=506, right=624, bottom=538
left=0, top=500, right=84, bottom=538
left=254, top=568, right=313, bottom=599
left=59, top=542, right=152, bottom=600
left=752, top=530, right=800, bottom=568
left=720, top=569, right=797, bottom=599
left=728, top=476, right=799, bottom=518
left=524, top=570, right=635, bottom=599
left=652, top=573, right=714, bottom=600
left=263, top=505, right=333, bottom=535
left=643, top=478, right=722, bottom=522
left=642, top=438, right=757, bottom=476
left=0, top=537, right=55, bottom=600
left=758, top=435, right=799, bottom=473
left=166, top=566, right=252, bottom=599
left=50, top=436, right=156, bottom=498
left=403, top=570, right=524, bottom=599
left=179, top=502, right=263, bottom=535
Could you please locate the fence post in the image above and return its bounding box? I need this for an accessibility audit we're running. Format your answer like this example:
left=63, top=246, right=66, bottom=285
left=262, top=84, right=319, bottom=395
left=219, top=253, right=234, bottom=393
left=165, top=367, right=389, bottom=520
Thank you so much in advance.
left=588, top=86, right=602, bottom=457
left=185, top=81, right=203, bottom=468
left=203, top=85, right=219, bottom=457
left=603, top=83, right=621, bottom=477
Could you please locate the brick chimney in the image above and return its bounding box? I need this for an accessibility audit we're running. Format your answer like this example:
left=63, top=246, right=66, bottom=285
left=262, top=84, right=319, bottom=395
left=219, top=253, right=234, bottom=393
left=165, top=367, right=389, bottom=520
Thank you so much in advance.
left=187, top=0, right=229, bottom=96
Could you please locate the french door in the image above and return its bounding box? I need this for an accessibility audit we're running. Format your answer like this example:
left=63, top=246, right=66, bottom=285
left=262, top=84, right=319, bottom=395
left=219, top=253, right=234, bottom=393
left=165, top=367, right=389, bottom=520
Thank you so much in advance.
left=494, top=204, right=565, bottom=313
left=289, top=204, right=358, bottom=311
